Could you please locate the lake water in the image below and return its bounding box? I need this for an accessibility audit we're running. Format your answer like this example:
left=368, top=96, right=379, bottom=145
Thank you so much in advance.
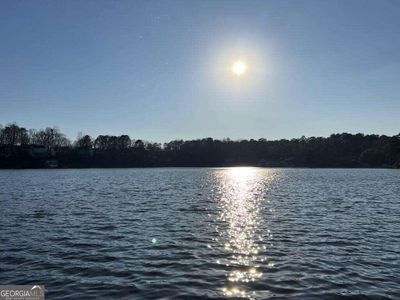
left=0, top=168, right=399, bottom=299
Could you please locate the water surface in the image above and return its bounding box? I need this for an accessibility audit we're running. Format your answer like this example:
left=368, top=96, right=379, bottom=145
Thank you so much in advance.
left=0, top=168, right=399, bottom=299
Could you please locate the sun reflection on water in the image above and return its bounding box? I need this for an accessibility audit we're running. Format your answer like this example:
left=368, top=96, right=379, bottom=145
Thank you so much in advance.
left=214, top=167, right=273, bottom=298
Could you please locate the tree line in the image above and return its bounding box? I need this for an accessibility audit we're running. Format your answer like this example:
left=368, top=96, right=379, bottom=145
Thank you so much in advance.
left=0, top=123, right=399, bottom=168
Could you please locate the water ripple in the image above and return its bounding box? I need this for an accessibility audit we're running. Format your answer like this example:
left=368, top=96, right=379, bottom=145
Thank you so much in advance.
left=0, top=168, right=399, bottom=299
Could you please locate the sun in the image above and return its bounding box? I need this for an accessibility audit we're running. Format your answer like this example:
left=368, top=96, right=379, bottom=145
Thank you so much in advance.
left=231, top=61, right=247, bottom=76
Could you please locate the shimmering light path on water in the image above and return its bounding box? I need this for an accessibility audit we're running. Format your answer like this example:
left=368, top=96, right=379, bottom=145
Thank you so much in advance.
left=0, top=168, right=399, bottom=299
left=213, top=168, right=271, bottom=298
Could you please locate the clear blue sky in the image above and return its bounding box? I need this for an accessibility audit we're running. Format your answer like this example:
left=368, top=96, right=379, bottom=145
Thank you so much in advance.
left=0, top=0, right=399, bottom=142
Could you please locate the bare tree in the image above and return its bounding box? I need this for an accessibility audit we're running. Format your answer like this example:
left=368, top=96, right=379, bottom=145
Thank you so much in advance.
left=75, top=134, right=93, bottom=148
left=30, top=127, right=70, bottom=148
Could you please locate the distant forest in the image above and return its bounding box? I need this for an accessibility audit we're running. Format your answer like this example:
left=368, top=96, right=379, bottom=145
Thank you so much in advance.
left=0, top=123, right=399, bottom=169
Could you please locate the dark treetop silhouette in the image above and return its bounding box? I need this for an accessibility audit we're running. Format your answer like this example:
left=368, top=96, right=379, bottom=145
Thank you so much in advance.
left=0, top=123, right=399, bottom=169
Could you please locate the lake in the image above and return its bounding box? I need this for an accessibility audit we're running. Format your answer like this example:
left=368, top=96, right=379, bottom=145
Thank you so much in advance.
left=0, top=168, right=399, bottom=299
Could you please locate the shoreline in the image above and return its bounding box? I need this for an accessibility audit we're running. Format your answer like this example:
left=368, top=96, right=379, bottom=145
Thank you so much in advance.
left=0, top=165, right=398, bottom=170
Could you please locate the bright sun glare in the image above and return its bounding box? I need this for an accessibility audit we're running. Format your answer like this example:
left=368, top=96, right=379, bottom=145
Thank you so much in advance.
left=231, top=61, right=247, bottom=76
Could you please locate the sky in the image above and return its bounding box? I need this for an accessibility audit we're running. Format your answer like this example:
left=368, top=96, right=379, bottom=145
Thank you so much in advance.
left=0, top=0, right=399, bottom=142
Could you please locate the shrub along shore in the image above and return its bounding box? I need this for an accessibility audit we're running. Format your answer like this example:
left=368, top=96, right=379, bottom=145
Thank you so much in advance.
left=0, top=123, right=399, bottom=168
